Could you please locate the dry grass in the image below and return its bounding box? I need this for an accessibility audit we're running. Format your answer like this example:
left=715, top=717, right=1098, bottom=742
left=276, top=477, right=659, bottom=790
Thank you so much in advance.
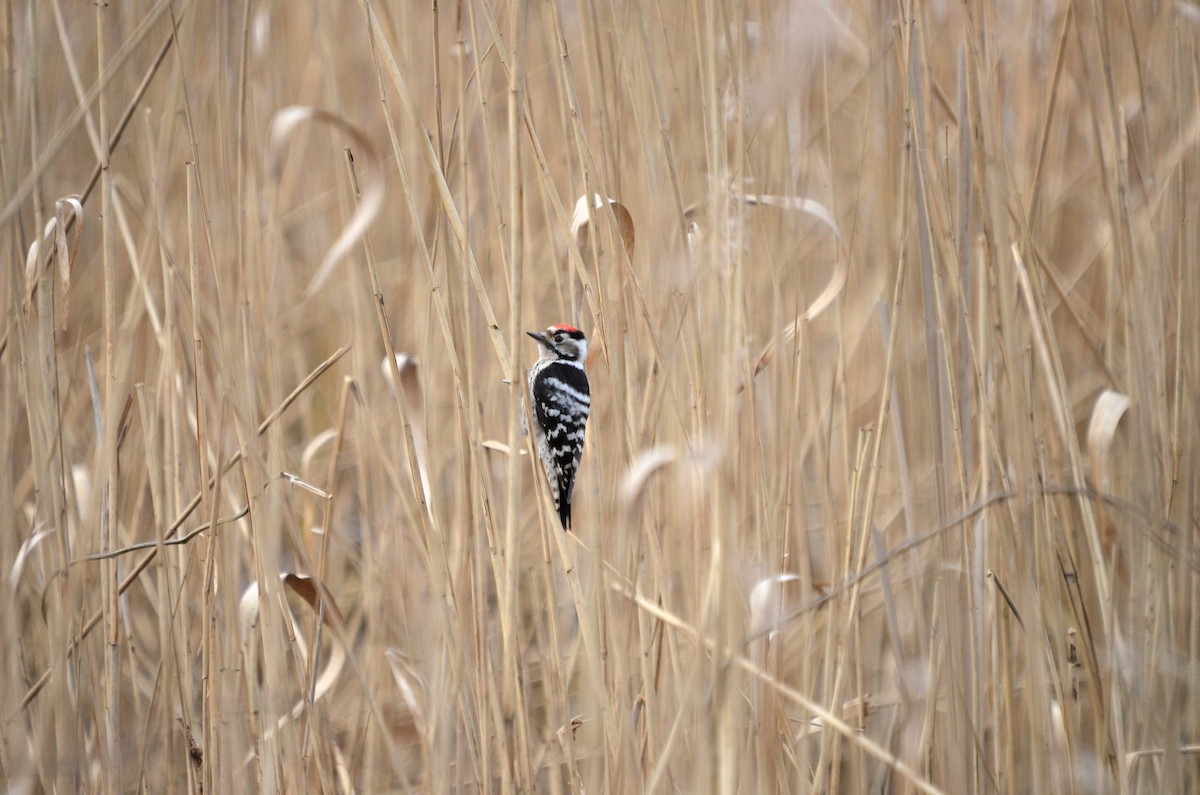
left=2, top=0, right=1198, bottom=792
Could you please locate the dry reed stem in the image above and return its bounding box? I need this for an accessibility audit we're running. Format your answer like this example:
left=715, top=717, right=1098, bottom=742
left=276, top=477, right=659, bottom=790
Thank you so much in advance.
left=2, top=1, right=1198, bottom=792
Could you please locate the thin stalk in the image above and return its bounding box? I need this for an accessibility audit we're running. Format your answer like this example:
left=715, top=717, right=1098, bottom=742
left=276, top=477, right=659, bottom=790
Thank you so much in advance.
left=96, top=2, right=121, bottom=790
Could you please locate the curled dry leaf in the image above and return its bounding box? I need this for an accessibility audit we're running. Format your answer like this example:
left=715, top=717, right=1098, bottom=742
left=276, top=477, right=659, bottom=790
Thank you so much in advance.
left=54, top=197, right=84, bottom=327
left=300, top=428, right=340, bottom=475
left=23, top=216, right=58, bottom=318
left=763, top=193, right=846, bottom=323
left=795, top=255, right=847, bottom=323
left=1087, top=390, right=1130, bottom=577
left=687, top=191, right=844, bottom=393
left=383, top=354, right=431, bottom=506
left=749, top=573, right=801, bottom=641
left=239, top=572, right=348, bottom=766
left=743, top=194, right=841, bottom=241
left=619, top=446, right=678, bottom=514
left=385, top=648, right=428, bottom=739
left=685, top=192, right=840, bottom=243
left=265, top=106, right=385, bottom=300
left=572, top=193, right=635, bottom=261
left=10, top=526, right=55, bottom=592
left=735, top=255, right=846, bottom=393
left=281, top=572, right=318, bottom=611
left=1086, top=390, right=1130, bottom=495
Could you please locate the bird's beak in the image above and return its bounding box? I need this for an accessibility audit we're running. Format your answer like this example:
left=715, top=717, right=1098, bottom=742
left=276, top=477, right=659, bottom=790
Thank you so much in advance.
left=526, top=330, right=547, bottom=345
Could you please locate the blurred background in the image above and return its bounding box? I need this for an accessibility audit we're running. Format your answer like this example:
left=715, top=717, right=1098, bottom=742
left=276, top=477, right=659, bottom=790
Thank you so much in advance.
left=1, top=1, right=1197, bottom=791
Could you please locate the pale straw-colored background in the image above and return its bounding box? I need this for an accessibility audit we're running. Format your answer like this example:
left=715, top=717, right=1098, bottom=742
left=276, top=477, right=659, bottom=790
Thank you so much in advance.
left=2, top=1, right=1197, bottom=791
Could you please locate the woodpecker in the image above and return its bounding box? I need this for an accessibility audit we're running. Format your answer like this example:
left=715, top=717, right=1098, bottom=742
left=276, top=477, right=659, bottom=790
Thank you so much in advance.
left=526, top=324, right=590, bottom=529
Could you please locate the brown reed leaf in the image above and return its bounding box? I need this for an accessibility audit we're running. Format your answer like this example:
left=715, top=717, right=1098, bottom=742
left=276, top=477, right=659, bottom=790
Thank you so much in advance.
left=705, top=191, right=845, bottom=393
left=385, top=649, right=428, bottom=739
left=572, top=193, right=635, bottom=261
left=54, top=197, right=84, bottom=327
left=22, top=217, right=56, bottom=319
left=239, top=572, right=348, bottom=763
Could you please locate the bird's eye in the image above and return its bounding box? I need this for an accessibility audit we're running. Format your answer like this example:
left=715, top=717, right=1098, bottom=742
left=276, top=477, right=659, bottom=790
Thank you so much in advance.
left=554, top=334, right=564, bottom=343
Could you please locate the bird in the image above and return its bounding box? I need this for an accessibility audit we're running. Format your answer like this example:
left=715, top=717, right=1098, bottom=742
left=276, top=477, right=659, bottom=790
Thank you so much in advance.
left=526, top=324, right=591, bottom=528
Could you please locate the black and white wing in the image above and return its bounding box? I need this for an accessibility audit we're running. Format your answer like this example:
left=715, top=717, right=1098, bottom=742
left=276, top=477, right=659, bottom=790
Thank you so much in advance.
left=531, top=362, right=590, bottom=527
